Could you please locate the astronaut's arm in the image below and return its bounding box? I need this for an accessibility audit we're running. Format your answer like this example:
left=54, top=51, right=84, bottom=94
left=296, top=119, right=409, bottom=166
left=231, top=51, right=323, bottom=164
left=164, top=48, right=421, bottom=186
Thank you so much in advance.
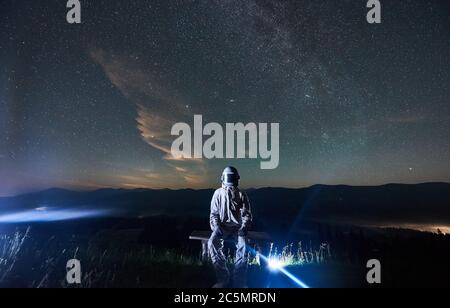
left=210, top=191, right=221, bottom=231
left=241, top=193, right=253, bottom=230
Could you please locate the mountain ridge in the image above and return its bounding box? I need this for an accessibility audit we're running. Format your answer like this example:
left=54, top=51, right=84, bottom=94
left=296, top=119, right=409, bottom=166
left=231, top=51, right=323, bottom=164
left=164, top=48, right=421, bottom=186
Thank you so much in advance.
left=0, top=183, right=449, bottom=226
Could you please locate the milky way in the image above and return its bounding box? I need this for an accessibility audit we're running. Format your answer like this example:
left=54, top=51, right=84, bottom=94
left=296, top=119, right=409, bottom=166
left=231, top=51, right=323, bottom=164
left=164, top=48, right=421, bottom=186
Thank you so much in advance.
left=0, top=0, right=449, bottom=196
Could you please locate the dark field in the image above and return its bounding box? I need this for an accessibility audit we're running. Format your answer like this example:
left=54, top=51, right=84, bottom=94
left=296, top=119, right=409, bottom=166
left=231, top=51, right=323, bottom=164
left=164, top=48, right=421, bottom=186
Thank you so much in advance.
left=1, top=216, right=449, bottom=288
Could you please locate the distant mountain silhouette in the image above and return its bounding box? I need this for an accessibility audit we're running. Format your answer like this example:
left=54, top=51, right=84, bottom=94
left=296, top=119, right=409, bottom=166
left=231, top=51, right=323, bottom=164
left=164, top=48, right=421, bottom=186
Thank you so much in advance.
left=0, top=183, right=449, bottom=226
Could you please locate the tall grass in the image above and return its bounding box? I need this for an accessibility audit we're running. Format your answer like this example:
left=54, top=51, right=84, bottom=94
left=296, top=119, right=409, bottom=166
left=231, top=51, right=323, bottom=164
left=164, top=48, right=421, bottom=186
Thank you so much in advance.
left=0, top=228, right=332, bottom=287
left=0, top=227, right=30, bottom=283
left=249, top=242, right=332, bottom=267
left=0, top=228, right=209, bottom=287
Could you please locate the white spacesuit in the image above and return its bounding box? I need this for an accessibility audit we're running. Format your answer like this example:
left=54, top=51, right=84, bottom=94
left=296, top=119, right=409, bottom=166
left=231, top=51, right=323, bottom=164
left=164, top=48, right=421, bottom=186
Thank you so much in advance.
left=208, top=167, right=253, bottom=288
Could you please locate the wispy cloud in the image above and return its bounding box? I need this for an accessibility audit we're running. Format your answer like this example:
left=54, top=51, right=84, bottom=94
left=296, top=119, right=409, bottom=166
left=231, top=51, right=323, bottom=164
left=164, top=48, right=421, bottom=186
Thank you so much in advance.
left=90, top=48, right=207, bottom=188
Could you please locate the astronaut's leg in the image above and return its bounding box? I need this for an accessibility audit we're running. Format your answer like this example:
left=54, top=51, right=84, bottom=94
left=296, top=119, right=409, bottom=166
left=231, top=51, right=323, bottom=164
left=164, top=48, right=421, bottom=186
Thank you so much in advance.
left=233, top=233, right=249, bottom=288
left=208, top=230, right=229, bottom=287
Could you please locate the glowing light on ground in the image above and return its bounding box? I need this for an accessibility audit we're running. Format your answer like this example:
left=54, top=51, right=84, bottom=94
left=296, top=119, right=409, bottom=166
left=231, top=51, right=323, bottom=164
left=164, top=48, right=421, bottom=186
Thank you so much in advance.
left=258, top=253, right=310, bottom=288
left=268, top=258, right=284, bottom=271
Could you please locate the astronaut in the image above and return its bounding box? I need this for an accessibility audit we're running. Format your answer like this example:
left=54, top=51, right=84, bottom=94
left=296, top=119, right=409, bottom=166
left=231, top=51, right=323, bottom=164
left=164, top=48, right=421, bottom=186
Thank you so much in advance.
left=208, top=166, right=253, bottom=288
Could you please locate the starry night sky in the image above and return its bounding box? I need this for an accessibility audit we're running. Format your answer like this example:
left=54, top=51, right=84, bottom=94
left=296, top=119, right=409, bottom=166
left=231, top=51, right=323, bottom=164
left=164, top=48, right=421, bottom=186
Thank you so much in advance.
left=0, top=0, right=449, bottom=196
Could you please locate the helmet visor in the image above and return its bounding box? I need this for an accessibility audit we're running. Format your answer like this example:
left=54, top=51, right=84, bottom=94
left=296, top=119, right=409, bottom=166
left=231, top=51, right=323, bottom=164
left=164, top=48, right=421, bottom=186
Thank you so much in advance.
left=223, top=173, right=239, bottom=185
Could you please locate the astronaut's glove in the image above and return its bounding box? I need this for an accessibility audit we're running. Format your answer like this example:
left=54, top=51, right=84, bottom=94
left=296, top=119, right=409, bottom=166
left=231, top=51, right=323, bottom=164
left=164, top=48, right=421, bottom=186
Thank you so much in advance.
left=213, top=224, right=224, bottom=237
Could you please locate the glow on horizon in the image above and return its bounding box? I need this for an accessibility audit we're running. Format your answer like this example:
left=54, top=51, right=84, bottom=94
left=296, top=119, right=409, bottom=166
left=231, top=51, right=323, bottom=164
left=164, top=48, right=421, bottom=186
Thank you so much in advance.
left=0, top=208, right=111, bottom=223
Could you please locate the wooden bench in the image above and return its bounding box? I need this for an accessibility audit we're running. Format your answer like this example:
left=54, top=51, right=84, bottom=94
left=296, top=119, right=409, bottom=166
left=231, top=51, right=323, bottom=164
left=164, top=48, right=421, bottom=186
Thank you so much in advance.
left=189, top=230, right=272, bottom=261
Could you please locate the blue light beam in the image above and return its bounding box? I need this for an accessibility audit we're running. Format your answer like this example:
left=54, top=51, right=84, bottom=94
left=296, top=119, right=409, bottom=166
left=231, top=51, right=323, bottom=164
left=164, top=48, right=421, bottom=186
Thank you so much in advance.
left=249, top=247, right=310, bottom=289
